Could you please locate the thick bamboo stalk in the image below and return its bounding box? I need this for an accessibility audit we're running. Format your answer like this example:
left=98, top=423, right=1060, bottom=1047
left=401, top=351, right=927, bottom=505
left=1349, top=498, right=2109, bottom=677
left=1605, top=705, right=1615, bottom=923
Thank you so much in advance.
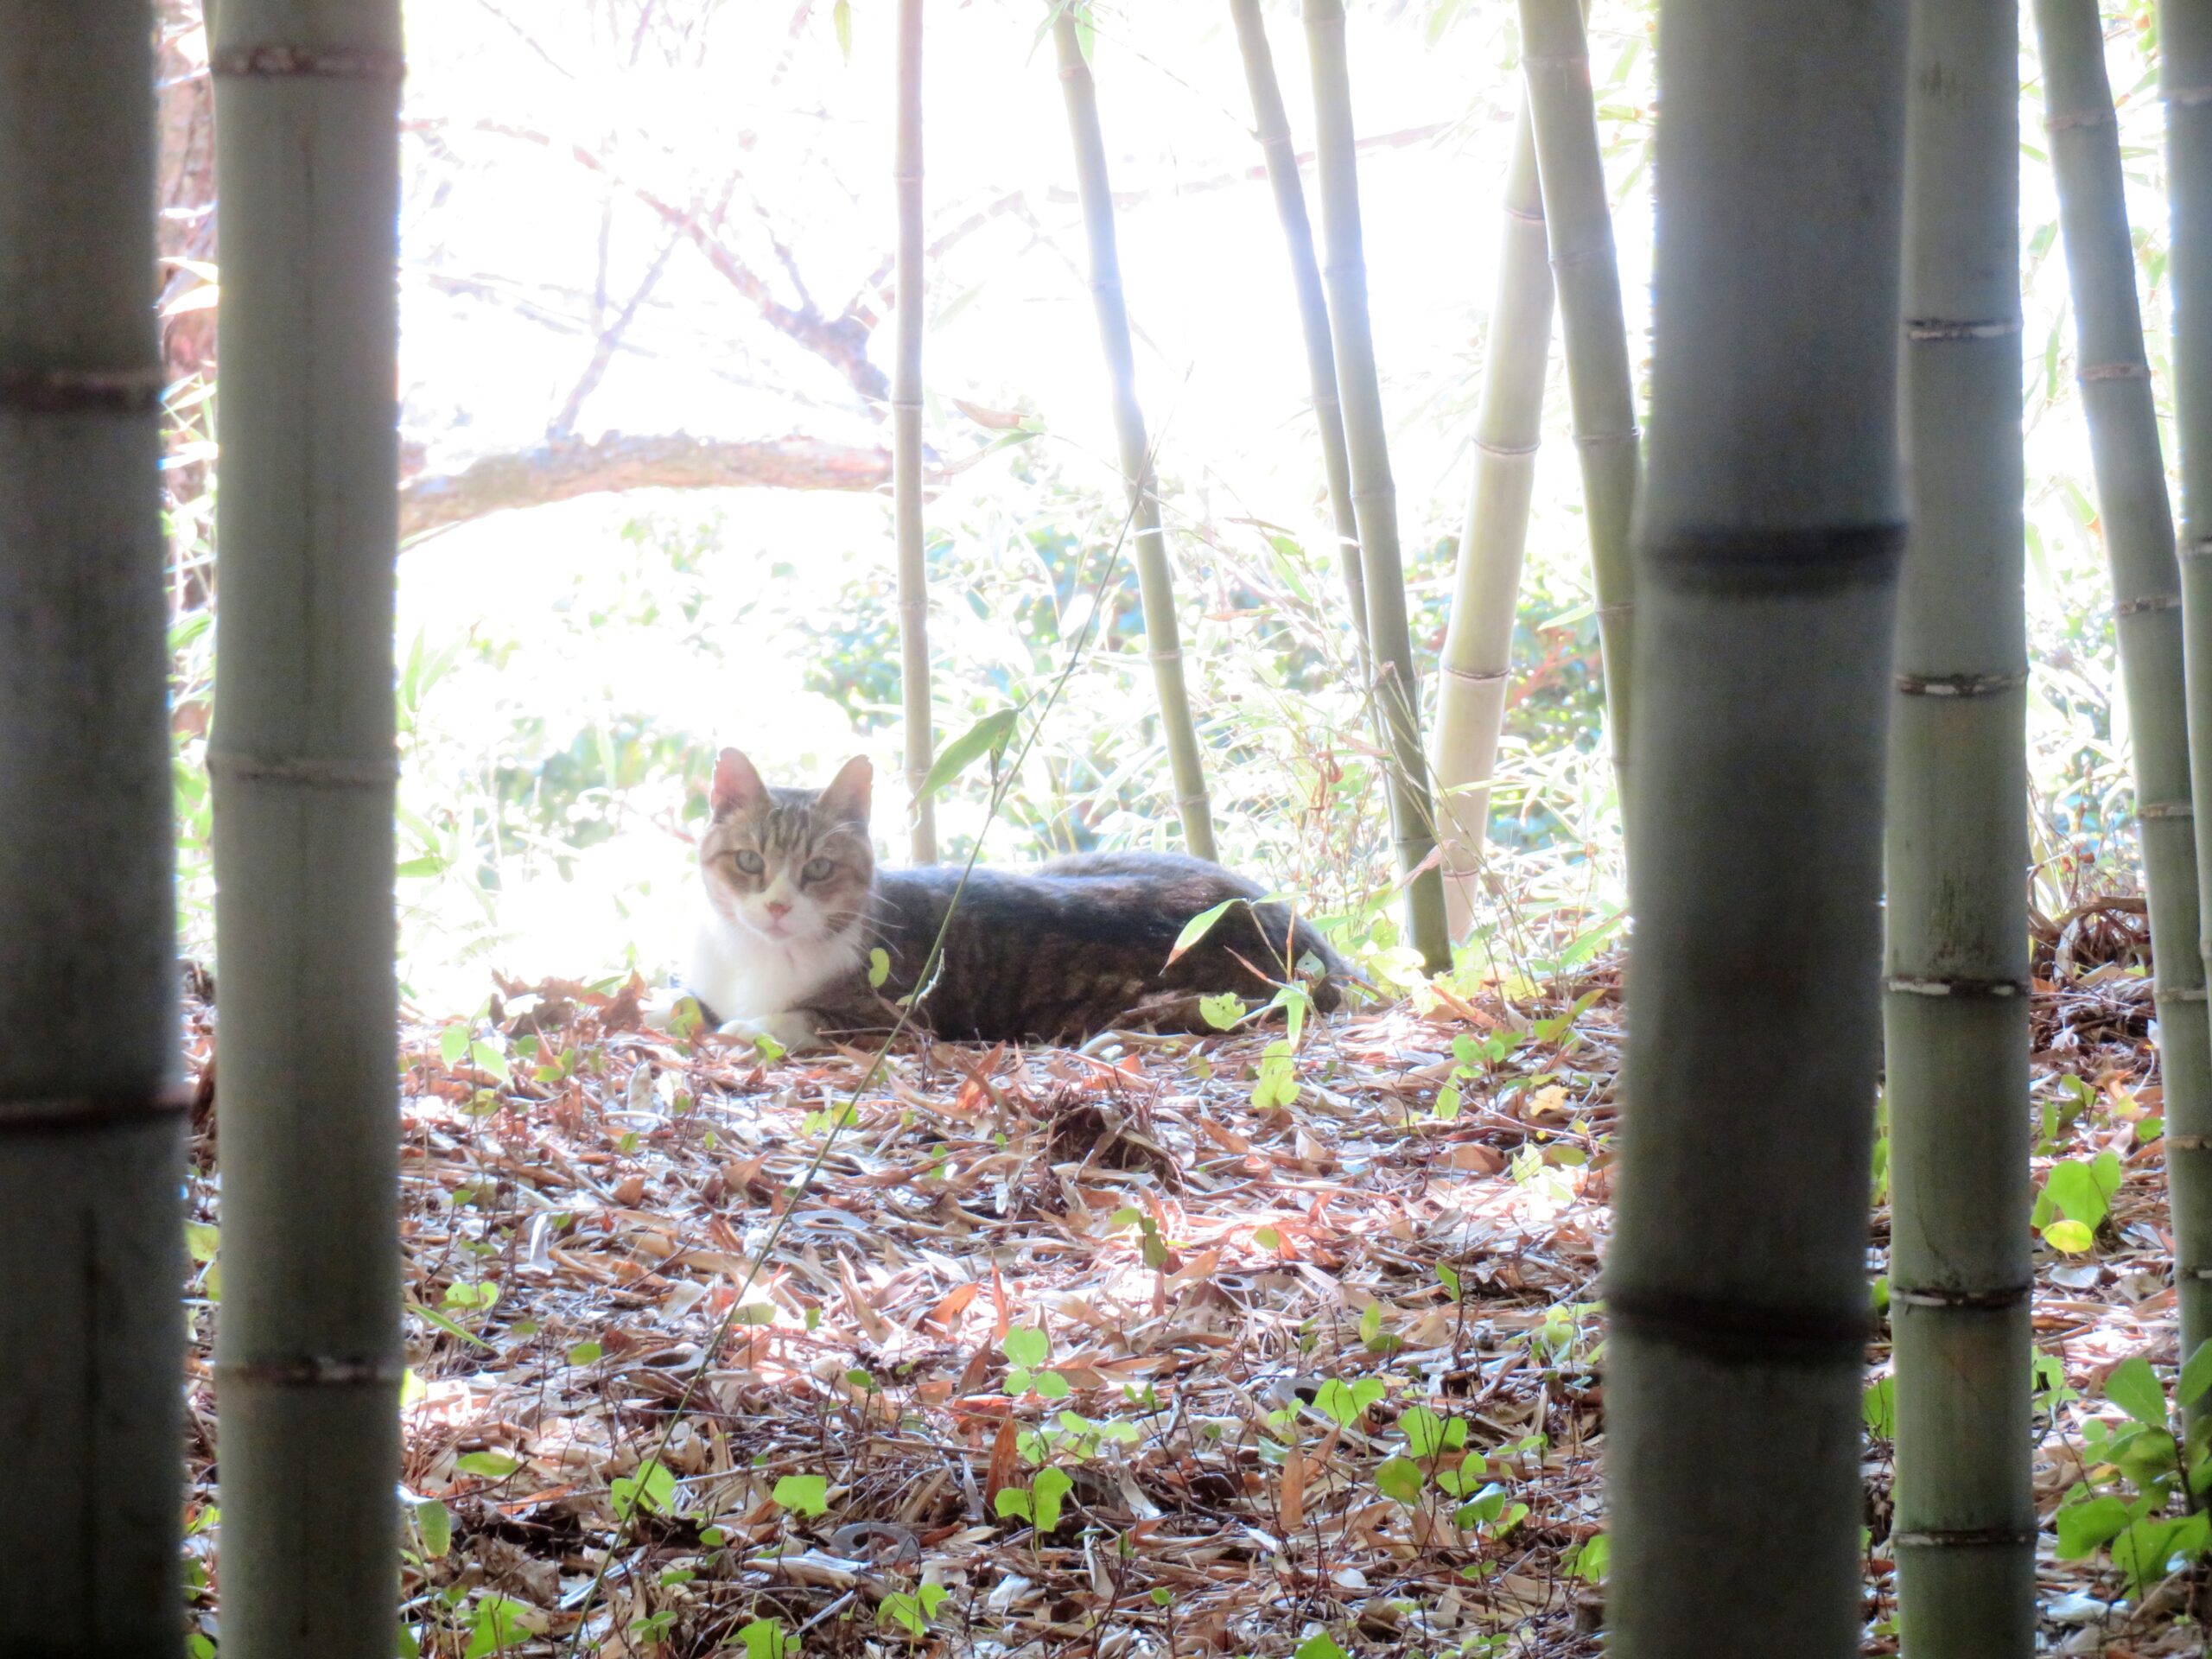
left=1225, top=0, right=1370, bottom=677
left=1304, top=0, right=1451, bottom=972
left=1606, top=3, right=1910, bottom=1655
left=2164, top=0, right=2212, bottom=1405
left=1432, top=109, right=1554, bottom=938
left=1052, top=15, right=1216, bottom=860
left=1885, top=0, right=2035, bottom=1648
left=1518, top=0, right=1638, bottom=806
left=894, top=0, right=936, bottom=862
left=0, top=5, right=185, bottom=1649
left=2035, top=0, right=2212, bottom=1378
left=211, top=4, right=407, bottom=1654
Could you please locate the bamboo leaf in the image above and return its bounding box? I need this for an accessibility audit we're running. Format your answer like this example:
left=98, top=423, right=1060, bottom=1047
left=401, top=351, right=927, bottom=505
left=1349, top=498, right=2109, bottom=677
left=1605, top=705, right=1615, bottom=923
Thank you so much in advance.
left=833, top=0, right=852, bottom=60
left=1167, top=899, right=1241, bottom=964
left=916, top=707, right=1018, bottom=800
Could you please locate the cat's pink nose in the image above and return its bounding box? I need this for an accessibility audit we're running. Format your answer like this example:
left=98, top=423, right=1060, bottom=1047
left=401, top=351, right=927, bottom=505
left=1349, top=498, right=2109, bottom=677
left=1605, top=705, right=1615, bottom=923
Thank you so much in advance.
left=765, top=899, right=791, bottom=920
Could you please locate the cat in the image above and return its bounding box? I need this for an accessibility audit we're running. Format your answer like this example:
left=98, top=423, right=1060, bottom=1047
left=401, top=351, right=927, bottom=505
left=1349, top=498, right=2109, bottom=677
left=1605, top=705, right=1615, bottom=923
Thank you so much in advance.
left=672, top=747, right=1351, bottom=1050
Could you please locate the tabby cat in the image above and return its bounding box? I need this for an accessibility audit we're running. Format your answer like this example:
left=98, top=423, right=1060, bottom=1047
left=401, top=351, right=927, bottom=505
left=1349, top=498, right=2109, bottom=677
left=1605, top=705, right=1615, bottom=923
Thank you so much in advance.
left=676, top=747, right=1349, bottom=1049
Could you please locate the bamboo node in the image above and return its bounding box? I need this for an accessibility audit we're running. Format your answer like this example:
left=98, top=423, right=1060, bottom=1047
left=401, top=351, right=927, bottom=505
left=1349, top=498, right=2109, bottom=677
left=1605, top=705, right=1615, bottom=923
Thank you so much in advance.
left=2078, top=360, right=2152, bottom=382
left=1440, top=664, right=1510, bottom=685
left=2179, top=537, right=2212, bottom=561
left=1892, top=670, right=2027, bottom=698
left=207, top=748, right=401, bottom=790
left=2044, top=105, right=2117, bottom=132
left=0, top=1084, right=193, bottom=1134
left=2116, top=593, right=2182, bottom=615
left=1471, top=435, right=1540, bottom=459
left=1904, top=317, right=2022, bottom=340
left=1605, top=1287, right=1871, bottom=1367
left=0, top=365, right=164, bottom=415
left=1643, top=520, right=1904, bottom=590
left=1503, top=205, right=1546, bottom=226
left=2157, top=982, right=2210, bottom=1001
left=1885, top=974, right=2027, bottom=998
left=2140, top=798, right=2196, bottom=820
left=2165, top=1134, right=2212, bottom=1151
left=2184, top=1266, right=2212, bottom=1280
left=1174, top=792, right=1211, bottom=810
left=1891, top=1527, right=2039, bottom=1548
left=1574, top=427, right=1640, bottom=448
left=213, top=1355, right=406, bottom=1387
left=2169, top=84, right=2212, bottom=107
left=1887, top=1282, right=2031, bottom=1309
left=212, top=43, right=406, bottom=80
left=1595, top=601, right=1636, bottom=619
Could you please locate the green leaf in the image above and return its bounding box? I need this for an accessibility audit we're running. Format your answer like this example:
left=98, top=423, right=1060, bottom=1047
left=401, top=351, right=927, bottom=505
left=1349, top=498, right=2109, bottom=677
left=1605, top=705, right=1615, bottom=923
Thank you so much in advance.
left=736, top=1618, right=796, bottom=1659
left=773, top=1473, right=829, bottom=1516
left=464, top=1595, right=532, bottom=1658
left=469, top=1040, right=510, bottom=1085
left=1294, top=1636, right=1348, bottom=1659
left=1254, top=1225, right=1281, bottom=1251
left=440, top=1024, right=469, bottom=1066
left=1401, top=1406, right=1447, bottom=1459
left=833, top=0, right=852, bottom=60
left=1198, top=991, right=1245, bottom=1030
left=2182, top=1341, right=2212, bottom=1408
left=917, top=707, right=1019, bottom=801
left=2056, top=1492, right=2131, bottom=1559
left=1034, top=1369, right=1071, bottom=1400
left=1167, top=899, right=1241, bottom=965
left=443, top=1281, right=499, bottom=1313
left=2112, top=1516, right=2184, bottom=1592
left=611, top=1459, right=678, bottom=1521
left=414, top=1497, right=453, bottom=1559
left=2107, top=1357, right=2169, bottom=1428
left=868, top=946, right=891, bottom=988
left=1376, top=1455, right=1425, bottom=1505
left=455, top=1451, right=519, bottom=1479
left=2046, top=1159, right=2112, bottom=1230
left=1862, top=1375, right=1897, bottom=1440
left=567, top=1339, right=603, bottom=1366
left=995, top=1487, right=1033, bottom=1521
left=1433, top=1081, right=1462, bottom=1121
left=2042, top=1217, right=2095, bottom=1254
left=1003, top=1325, right=1051, bottom=1370
left=1566, top=1532, right=1610, bottom=1583
left=1032, top=1465, right=1073, bottom=1531
left=1437, top=1262, right=1462, bottom=1301
left=408, top=1300, right=493, bottom=1351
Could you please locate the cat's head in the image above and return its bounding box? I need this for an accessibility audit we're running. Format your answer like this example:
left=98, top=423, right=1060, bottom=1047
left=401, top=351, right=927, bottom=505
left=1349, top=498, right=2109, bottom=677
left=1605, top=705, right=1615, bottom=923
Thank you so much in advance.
left=698, top=748, right=875, bottom=946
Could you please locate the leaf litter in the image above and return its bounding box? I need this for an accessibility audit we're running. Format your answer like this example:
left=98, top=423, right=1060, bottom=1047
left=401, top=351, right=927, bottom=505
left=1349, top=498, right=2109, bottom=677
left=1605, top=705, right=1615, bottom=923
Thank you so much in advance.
left=173, top=922, right=2211, bottom=1656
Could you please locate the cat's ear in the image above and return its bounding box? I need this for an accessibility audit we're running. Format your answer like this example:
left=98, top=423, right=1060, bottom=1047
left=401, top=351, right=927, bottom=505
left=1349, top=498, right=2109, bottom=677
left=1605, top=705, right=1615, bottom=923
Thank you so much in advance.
left=820, top=755, right=873, bottom=826
left=710, top=748, right=767, bottom=818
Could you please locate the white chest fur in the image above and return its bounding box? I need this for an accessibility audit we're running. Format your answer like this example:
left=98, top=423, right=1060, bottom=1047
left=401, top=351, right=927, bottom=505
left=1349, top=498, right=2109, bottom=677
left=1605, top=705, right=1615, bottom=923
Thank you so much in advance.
left=684, top=906, right=859, bottom=1027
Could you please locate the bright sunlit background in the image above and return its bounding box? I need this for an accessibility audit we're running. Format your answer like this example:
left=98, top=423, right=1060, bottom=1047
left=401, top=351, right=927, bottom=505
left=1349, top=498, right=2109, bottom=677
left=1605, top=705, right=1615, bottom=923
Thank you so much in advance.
left=162, top=0, right=2171, bottom=1014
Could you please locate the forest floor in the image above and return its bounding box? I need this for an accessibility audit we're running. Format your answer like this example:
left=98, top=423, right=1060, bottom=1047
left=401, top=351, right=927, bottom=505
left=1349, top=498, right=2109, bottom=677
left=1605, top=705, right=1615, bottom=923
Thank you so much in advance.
left=175, top=912, right=2202, bottom=1658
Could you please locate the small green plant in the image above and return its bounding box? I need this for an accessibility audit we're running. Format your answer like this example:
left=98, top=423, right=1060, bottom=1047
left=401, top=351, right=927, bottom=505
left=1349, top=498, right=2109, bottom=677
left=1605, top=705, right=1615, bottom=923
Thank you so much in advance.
left=611, top=1458, right=680, bottom=1522
left=2050, top=1344, right=2212, bottom=1593
left=772, top=1473, right=829, bottom=1517
left=877, top=1583, right=950, bottom=1640
left=994, top=1465, right=1074, bottom=1533
left=1002, top=1325, right=1070, bottom=1398
left=733, top=1618, right=799, bottom=1658
left=2032, top=1149, right=2122, bottom=1254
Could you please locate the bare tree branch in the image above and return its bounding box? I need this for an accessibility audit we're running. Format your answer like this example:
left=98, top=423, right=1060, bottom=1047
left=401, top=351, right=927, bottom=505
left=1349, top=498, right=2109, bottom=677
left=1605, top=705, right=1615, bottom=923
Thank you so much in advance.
left=397, top=431, right=897, bottom=540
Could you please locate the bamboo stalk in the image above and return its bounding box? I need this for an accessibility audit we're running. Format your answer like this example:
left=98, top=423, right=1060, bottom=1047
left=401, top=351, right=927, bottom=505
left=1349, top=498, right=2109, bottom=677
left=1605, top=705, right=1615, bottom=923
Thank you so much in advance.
left=1606, top=3, right=1910, bottom=1654
left=1517, top=0, right=1638, bottom=806
left=894, top=0, right=936, bottom=862
left=211, top=3, right=407, bottom=1654
left=2035, top=0, right=2212, bottom=1382
left=2164, top=0, right=2212, bottom=1405
left=1885, top=0, right=2036, bottom=1648
left=1304, top=0, right=1451, bottom=972
left=1052, top=13, right=1217, bottom=860
left=1225, top=0, right=1370, bottom=677
left=1432, top=108, right=1554, bottom=938
left=0, top=5, right=185, bottom=1648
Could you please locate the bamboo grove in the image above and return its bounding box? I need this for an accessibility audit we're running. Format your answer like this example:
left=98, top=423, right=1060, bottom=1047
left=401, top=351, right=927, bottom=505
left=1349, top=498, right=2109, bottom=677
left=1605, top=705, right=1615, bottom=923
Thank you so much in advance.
left=8, top=0, right=2212, bottom=1650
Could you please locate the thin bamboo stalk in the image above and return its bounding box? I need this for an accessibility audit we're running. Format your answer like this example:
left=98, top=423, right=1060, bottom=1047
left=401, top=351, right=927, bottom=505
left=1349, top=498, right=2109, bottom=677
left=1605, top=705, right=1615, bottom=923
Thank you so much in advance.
left=0, top=6, right=184, bottom=1649
left=1606, top=3, right=1910, bottom=1654
left=1432, top=109, right=1554, bottom=938
left=1517, top=0, right=1638, bottom=806
left=2035, top=0, right=2212, bottom=1382
left=1304, top=0, right=1451, bottom=972
left=211, top=3, right=407, bottom=1654
left=1885, top=0, right=2035, bottom=1648
left=2164, top=0, right=2212, bottom=1404
left=1226, top=0, right=1370, bottom=678
left=895, top=0, right=936, bottom=862
left=1052, top=13, right=1216, bottom=860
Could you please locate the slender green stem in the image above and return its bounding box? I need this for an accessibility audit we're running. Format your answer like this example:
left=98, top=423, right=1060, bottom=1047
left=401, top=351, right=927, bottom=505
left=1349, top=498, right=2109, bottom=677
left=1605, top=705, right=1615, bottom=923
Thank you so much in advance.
left=1518, top=0, right=1638, bottom=813
left=1304, top=0, right=1450, bottom=971
left=895, top=0, right=936, bottom=862
left=2035, top=0, right=2212, bottom=1385
left=2164, top=0, right=2212, bottom=1412
left=1053, top=14, right=1216, bottom=861
left=211, top=6, right=406, bottom=1655
left=1226, top=0, right=1370, bottom=683
left=1607, top=4, right=1910, bottom=1655
left=1885, top=0, right=2036, bottom=1649
left=1432, top=106, right=1553, bottom=938
left=0, top=4, right=184, bottom=1647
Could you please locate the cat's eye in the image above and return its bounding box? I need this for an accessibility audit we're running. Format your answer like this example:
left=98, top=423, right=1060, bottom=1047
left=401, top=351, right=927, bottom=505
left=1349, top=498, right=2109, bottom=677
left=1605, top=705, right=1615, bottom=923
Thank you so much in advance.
left=801, top=856, right=836, bottom=883
left=734, top=850, right=766, bottom=875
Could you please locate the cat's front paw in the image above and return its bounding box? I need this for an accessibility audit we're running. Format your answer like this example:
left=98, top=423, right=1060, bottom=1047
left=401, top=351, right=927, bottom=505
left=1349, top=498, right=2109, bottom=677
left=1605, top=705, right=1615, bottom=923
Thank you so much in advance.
left=716, top=1009, right=821, bottom=1054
